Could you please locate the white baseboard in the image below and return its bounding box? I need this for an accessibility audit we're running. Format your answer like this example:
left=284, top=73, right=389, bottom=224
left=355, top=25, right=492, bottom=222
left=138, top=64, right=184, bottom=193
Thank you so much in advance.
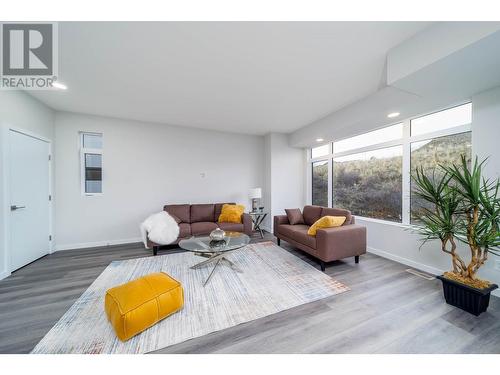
left=369, top=246, right=500, bottom=298
left=367, top=246, right=444, bottom=276
left=369, top=247, right=500, bottom=297
left=55, top=237, right=142, bottom=252
left=0, top=270, right=11, bottom=281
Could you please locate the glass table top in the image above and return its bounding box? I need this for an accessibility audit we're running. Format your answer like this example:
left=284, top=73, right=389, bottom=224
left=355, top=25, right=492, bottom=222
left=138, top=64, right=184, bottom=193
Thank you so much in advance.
left=249, top=210, right=268, bottom=215
left=178, top=231, right=250, bottom=253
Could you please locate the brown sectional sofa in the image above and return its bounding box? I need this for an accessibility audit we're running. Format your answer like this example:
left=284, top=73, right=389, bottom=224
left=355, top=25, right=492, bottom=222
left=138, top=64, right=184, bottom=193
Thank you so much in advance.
left=148, top=203, right=253, bottom=255
left=274, top=205, right=366, bottom=271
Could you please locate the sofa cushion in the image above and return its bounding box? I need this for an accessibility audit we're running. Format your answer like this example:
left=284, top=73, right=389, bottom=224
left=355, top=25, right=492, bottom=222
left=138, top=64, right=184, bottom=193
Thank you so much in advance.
left=307, top=216, right=346, bottom=236
left=218, top=204, right=245, bottom=223
left=285, top=208, right=304, bottom=225
left=214, top=202, right=235, bottom=220
left=178, top=223, right=191, bottom=238
left=217, top=222, right=244, bottom=233
left=303, top=205, right=323, bottom=226
left=164, top=204, right=190, bottom=223
left=278, top=224, right=316, bottom=249
left=191, top=204, right=215, bottom=223
left=191, top=222, right=218, bottom=236
left=321, top=207, right=352, bottom=225
left=169, top=213, right=181, bottom=224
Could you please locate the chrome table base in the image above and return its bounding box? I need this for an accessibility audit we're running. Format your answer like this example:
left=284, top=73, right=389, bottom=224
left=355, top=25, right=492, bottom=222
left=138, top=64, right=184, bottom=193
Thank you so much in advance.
left=191, top=251, right=242, bottom=286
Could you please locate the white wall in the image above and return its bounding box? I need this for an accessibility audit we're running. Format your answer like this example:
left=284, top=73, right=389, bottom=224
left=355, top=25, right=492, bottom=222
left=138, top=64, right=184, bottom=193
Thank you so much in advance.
left=473, top=86, right=500, bottom=182
left=358, top=218, right=462, bottom=275
left=356, top=86, right=500, bottom=296
left=0, top=91, right=54, bottom=139
left=54, top=112, right=265, bottom=250
left=471, top=86, right=500, bottom=293
left=0, top=91, right=55, bottom=279
left=263, top=133, right=305, bottom=231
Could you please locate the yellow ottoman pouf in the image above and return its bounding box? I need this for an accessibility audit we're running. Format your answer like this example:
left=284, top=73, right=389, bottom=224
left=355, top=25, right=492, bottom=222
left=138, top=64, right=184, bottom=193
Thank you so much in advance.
left=104, top=272, right=184, bottom=341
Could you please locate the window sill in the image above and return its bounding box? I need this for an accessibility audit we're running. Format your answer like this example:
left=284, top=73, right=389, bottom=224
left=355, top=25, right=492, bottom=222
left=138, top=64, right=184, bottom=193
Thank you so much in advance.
left=355, top=216, right=410, bottom=229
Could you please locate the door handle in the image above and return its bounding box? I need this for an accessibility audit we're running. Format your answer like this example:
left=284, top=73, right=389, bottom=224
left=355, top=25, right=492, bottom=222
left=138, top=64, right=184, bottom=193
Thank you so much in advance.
left=10, top=205, right=26, bottom=211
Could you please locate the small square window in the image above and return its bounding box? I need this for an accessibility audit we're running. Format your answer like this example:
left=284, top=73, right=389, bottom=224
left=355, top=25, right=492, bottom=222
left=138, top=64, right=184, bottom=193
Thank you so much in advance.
left=333, top=123, right=403, bottom=154
left=85, top=180, right=102, bottom=194
left=411, top=103, right=471, bottom=136
left=311, top=144, right=330, bottom=158
left=83, top=133, right=103, bottom=149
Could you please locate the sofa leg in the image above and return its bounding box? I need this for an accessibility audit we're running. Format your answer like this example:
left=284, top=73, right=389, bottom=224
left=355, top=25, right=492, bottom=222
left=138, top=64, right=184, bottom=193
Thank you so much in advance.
left=153, top=246, right=159, bottom=256
left=355, top=255, right=359, bottom=264
left=320, top=260, right=326, bottom=272
left=277, top=238, right=280, bottom=246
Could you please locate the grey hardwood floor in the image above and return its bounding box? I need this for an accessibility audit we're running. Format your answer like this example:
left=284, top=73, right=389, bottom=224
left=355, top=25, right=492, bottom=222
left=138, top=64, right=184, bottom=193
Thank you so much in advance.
left=0, top=232, right=499, bottom=354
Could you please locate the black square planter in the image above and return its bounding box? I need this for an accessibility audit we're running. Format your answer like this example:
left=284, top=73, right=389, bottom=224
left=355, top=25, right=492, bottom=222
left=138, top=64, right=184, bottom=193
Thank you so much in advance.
left=437, top=275, right=498, bottom=316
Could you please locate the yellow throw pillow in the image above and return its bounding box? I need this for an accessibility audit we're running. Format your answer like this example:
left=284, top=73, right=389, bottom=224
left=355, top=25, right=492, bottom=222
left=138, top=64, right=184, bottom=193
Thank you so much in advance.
left=307, top=216, right=346, bottom=236
left=218, top=204, right=245, bottom=223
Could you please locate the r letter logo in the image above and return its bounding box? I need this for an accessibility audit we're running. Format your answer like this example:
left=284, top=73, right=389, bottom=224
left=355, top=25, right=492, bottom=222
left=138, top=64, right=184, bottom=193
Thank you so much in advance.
left=1, top=22, right=58, bottom=89
left=3, top=23, right=53, bottom=75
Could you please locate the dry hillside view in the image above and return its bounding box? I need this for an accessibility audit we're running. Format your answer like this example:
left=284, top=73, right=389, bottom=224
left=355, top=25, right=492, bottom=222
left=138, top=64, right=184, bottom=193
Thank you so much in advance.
left=312, top=132, right=472, bottom=222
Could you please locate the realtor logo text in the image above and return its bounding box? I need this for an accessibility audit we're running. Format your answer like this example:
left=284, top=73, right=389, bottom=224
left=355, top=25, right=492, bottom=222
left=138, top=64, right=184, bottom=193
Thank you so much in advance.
left=1, top=22, right=59, bottom=90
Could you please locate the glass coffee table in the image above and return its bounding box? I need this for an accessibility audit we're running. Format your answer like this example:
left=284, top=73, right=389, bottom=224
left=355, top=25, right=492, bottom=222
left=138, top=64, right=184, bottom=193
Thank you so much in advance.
left=179, top=231, right=250, bottom=286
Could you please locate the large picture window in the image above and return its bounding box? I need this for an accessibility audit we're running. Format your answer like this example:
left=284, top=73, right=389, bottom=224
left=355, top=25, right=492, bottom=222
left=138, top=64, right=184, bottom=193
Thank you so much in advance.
left=308, top=102, right=472, bottom=225
left=409, top=103, right=472, bottom=222
left=333, top=146, right=402, bottom=222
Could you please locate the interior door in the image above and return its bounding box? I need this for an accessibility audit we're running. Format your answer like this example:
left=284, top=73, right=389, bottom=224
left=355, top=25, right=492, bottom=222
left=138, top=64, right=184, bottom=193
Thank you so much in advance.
left=9, top=130, right=50, bottom=271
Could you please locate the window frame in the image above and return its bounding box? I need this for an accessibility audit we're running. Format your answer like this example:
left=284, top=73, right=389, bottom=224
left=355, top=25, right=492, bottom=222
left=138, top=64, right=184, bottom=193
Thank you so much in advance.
left=306, top=101, right=472, bottom=225
left=80, top=132, right=103, bottom=196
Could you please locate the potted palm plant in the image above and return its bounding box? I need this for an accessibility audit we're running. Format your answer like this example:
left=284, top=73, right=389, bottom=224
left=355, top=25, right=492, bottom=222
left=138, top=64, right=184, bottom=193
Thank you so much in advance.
left=412, top=155, right=499, bottom=316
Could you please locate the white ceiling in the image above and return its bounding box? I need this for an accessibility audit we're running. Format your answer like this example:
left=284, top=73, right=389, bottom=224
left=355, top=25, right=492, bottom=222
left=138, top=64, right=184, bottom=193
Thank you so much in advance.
left=290, top=23, right=500, bottom=147
left=29, top=22, right=432, bottom=135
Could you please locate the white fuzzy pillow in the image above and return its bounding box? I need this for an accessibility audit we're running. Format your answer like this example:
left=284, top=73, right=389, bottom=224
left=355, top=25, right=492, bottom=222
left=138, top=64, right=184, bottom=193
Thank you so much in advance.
left=140, top=211, right=180, bottom=248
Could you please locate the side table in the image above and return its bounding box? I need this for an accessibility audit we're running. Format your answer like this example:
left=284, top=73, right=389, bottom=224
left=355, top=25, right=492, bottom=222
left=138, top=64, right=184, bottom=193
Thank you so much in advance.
left=249, top=211, right=268, bottom=238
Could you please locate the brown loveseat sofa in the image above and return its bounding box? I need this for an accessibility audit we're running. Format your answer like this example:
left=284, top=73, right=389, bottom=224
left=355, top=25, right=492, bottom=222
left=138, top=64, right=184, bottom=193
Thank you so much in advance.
left=274, top=206, right=366, bottom=271
left=148, top=203, right=253, bottom=255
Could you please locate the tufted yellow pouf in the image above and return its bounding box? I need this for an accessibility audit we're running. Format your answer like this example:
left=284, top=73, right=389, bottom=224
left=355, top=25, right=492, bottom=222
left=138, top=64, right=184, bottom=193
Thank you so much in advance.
left=104, top=272, right=184, bottom=341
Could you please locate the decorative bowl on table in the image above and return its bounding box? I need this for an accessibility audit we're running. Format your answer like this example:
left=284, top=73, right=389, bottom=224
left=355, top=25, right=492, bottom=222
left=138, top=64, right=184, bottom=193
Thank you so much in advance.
left=209, top=228, right=226, bottom=241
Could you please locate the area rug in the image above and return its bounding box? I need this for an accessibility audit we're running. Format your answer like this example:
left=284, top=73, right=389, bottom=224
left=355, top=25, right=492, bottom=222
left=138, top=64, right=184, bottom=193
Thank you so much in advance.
left=32, top=241, right=348, bottom=354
